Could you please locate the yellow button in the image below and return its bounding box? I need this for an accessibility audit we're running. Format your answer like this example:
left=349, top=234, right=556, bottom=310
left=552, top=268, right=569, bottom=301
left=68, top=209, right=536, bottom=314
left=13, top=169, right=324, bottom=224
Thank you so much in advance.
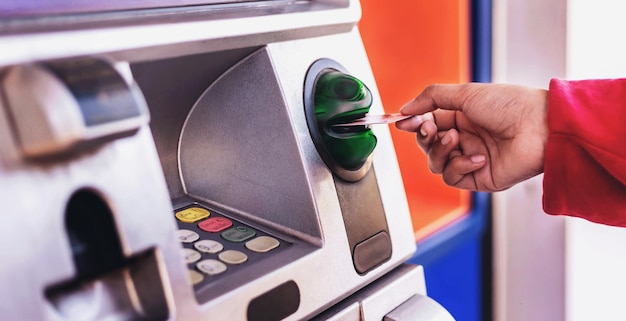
left=176, top=207, right=210, bottom=223
left=188, top=269, right=204, bottom=285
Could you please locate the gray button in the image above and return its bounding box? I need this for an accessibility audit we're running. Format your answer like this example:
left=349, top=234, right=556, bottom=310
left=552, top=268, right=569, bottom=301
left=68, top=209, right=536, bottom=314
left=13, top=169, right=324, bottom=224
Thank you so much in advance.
left=194, top=239, right=224, bottom=253
left=196, top=259, right=227, bottom=275
left=182, top=248, right=202, bottom=264
left=177, top=229, right=200, bottom=243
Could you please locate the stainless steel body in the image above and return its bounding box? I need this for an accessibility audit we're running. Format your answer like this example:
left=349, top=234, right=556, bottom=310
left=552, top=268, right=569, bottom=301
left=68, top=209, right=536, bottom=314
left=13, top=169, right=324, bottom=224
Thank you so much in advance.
left=0, top=1, right=452, bottom=320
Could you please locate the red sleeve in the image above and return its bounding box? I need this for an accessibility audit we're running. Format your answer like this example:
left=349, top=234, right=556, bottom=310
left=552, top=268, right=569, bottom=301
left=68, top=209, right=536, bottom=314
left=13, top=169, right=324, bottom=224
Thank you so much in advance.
left=543, top=78, right=626, bottom=227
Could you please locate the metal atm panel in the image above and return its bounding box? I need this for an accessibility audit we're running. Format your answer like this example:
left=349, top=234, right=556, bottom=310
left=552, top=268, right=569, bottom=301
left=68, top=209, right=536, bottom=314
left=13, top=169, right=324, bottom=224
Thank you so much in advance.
left=0, top=1, right=454, bottom=320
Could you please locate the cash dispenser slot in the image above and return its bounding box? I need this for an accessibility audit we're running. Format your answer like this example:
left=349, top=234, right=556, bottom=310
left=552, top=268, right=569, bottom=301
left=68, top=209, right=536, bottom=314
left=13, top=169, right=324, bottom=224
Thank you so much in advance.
left=46, top=189, right=169, bottom=321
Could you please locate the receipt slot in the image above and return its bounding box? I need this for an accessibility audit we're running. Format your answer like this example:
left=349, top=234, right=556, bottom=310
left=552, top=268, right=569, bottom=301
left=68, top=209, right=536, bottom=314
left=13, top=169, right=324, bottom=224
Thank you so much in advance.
left=2, top=57, right=149, bottom=158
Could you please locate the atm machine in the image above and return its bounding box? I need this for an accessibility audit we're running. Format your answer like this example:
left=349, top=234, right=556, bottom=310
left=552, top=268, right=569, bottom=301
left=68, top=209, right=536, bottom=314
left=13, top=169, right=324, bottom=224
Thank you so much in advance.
left=0, top=1, right=454, bottom=320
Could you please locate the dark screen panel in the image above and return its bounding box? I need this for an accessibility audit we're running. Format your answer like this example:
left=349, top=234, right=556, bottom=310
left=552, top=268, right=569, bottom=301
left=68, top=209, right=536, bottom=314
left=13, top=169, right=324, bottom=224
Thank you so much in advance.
left=0, top=0, right=270, bottom=17
left=45, top=58, right=141, bottom=127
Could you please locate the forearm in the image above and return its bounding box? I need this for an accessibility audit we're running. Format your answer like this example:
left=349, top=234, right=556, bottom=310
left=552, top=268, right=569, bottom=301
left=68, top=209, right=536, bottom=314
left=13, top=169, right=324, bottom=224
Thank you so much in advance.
left=543, top=78, right=626, bottom=226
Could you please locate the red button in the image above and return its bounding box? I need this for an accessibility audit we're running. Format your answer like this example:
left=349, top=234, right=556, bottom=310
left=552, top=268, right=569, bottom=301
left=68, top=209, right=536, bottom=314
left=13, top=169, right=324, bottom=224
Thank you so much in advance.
left=198, top=217, right=233, bottom=233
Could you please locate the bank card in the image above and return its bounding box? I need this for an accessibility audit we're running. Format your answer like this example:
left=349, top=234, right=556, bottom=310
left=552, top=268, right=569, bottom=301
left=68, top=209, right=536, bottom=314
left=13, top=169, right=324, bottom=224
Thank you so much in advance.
left=331, top=113, right=412, bottom=127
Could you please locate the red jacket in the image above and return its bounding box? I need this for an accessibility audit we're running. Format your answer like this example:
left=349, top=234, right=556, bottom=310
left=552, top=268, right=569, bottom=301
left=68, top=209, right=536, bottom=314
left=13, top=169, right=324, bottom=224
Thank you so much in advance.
left=543, top=78, right=626, bottom=227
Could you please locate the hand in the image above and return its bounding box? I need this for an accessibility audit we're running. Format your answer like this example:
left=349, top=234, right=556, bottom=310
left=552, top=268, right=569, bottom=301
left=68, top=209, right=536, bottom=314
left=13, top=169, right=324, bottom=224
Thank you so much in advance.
left=396, top=83, right=549, bottom=192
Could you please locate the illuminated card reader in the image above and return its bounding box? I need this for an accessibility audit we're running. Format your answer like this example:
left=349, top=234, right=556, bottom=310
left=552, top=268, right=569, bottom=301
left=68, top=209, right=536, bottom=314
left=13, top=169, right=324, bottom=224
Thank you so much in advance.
left=304, top=59, right=392, bottom=275
left=2, top=57, right=149, bottom=158
left=304, top=59, right=376, bottom=182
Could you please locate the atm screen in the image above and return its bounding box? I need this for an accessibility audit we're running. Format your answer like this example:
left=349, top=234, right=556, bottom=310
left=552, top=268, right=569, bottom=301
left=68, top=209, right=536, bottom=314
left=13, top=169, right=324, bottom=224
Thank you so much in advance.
left=0, top=0, right=284, bottom=17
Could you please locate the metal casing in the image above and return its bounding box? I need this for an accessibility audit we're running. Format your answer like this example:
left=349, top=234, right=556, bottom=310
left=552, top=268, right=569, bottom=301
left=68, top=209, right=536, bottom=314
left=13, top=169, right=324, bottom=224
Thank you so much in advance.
left=0, top=1, right=421, bottom=320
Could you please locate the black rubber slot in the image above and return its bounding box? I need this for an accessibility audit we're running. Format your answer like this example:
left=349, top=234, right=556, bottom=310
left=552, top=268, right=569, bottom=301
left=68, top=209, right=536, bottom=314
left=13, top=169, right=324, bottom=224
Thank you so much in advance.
left=247, top=280, right=300, bottom=321
left=65, top=189, right=124, bottom=280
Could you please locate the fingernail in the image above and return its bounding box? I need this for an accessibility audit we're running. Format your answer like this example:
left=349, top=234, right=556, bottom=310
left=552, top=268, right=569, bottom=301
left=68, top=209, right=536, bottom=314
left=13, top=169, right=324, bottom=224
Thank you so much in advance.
left=440, top=133, right=451, bottom=145
left=471, top=155, right=486, bottom=164
left=419, top=127, right=427, bottom=137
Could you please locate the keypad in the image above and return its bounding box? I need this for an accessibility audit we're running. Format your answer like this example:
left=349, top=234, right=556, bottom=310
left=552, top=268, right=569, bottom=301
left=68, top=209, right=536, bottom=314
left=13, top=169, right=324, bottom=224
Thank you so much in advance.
left=174, top=204, right=286, bottom=291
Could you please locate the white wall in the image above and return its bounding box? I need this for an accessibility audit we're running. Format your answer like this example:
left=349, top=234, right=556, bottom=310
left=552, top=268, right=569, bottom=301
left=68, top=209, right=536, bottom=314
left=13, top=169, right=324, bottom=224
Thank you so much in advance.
left=564, top=2, right=626, bottom=321
left=492, top=1, right=626, bottom=321
left=492, top=0, right=567, bottom=320
left=566, top=1, right=626, bottom=79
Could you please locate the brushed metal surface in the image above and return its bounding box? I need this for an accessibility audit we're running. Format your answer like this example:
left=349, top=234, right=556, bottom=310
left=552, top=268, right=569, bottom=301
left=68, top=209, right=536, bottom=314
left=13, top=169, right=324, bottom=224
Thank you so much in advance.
left=0, top=1, right=427, bottom=319
left=384, top=294, right=455, bottom=321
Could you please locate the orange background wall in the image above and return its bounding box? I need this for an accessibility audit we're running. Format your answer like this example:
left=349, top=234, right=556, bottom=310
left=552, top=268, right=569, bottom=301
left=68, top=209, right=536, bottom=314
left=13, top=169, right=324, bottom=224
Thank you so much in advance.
left=359, top=0, right=471, bottom=241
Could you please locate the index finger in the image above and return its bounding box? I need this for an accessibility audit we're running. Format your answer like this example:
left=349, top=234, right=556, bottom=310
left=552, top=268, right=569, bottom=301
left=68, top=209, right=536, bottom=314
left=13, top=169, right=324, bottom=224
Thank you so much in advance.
left=400, top=83, right=474, bottom=115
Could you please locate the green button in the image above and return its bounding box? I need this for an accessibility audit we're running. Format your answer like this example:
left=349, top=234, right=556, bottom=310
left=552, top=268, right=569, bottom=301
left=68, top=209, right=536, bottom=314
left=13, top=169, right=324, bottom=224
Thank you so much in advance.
left=221, top=226, right=256, bottom=242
